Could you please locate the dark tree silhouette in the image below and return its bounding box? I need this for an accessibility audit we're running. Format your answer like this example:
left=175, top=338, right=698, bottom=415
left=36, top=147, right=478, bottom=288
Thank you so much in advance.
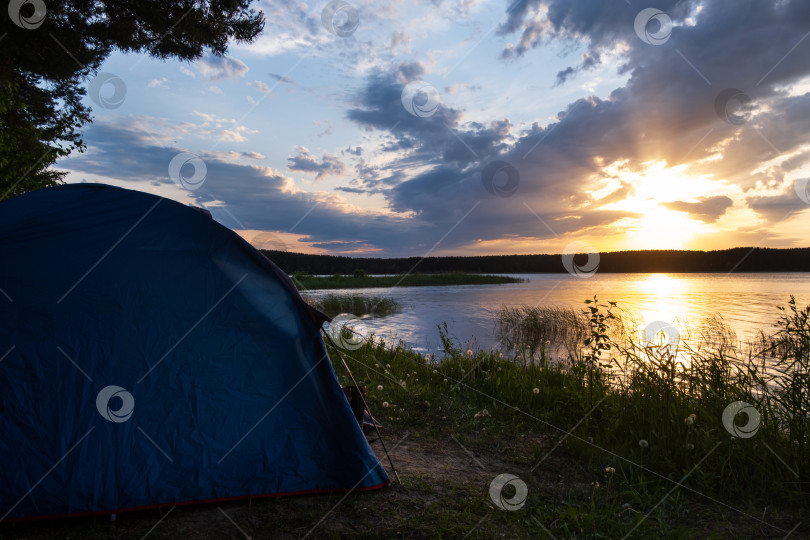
left=261, top=248, right=810, bottom=275
left=0, top=0, right=264, bottom=199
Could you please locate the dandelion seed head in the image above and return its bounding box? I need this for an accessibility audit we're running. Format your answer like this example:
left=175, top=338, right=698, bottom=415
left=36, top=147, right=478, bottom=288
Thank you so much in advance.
left=377, top=385, right=383, bottom=391
left=382, top=401, right=390, bottom=408
left=639, top=439, right=649, bottom=448
left=533, top=387, right=540, bottom=394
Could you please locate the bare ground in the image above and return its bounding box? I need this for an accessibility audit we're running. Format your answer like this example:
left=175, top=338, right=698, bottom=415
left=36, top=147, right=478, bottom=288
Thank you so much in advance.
left=0, top=429, right=805, bottom=539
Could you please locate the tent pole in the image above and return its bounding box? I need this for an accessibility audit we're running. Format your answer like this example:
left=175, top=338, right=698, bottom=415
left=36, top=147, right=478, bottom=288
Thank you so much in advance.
left=322, top=330, right=402, bottom=485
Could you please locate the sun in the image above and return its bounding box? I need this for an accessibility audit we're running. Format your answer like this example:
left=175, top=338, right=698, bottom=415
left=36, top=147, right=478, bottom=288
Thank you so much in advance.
left=594, top=160, right=718, bottom=250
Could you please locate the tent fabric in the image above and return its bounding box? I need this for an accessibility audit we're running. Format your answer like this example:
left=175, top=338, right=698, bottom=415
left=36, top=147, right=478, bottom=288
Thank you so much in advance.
left=0, top=184, right=389, bottom=521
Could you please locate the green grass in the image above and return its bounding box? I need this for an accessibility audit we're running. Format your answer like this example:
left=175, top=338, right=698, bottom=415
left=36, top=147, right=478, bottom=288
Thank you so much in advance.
left=292, top=272, right=523, bottom=290
left=303, top=293, right=399, bottom=317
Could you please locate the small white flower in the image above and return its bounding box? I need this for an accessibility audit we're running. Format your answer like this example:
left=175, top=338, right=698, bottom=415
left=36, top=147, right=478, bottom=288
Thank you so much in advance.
left=376, top=385, right=383, bottom=391
left=533, top=387, right=540, bottom=394
left=545, top=340, right=551, bottom=345
left=689, top=413, right=696, bottom=420
left=433, top=369, right=438, bottom=374
left=684, top=416, right=694, bottom=425
left=386, top=364, right=391, bottom=369
left=466, top=349, right=473, bottom=357
left=604, top=466, right=615, bottom=475
left=382, top=401, right=390, bottom=408
left=639, top=439, right=649, bottom=448
left=425, top=353, right=431, bottom=361
left=498, top=352, right=504, bottom=358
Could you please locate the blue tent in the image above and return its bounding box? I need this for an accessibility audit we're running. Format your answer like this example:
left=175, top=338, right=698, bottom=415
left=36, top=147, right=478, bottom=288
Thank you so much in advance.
left=0, top=184, right=388, bottom=521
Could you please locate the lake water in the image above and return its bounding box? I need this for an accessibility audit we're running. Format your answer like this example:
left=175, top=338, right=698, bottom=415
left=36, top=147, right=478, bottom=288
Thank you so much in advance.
left=305, top=273, right=810, bottom=356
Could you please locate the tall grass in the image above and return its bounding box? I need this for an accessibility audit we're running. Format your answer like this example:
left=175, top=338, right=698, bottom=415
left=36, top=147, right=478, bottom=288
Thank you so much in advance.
left=332, top=296, right=810, bottom=519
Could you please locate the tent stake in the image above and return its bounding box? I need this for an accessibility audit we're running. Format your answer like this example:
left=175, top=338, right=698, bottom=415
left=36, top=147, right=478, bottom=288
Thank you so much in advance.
left=322, top=330, right=402, bottom=485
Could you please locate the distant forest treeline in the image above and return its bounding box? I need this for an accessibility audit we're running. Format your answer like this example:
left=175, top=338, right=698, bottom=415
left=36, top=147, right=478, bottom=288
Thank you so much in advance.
left=260, top=247, right=810, bottom=274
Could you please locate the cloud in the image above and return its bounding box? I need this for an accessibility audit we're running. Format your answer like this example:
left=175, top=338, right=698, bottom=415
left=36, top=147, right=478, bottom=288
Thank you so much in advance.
left=336, top=0, right=810, bottom=252
left=220, top=129, right=247, bottom=142
left=747, top=180, right=810, bottom=222
left=195, top=54, right=249, bottom=81
left=344, top=146, right=363, bottom=156
left=268, top=72, right=294, bottom=84
left=58, top=120, right=425, bottom=256
left=663, top=196, right=734, bottom=222
left=287, top=147, right=346, bottom=180
left=251, top=80, right=270, bottom=93
left=147, top=77, right=168, bottom=89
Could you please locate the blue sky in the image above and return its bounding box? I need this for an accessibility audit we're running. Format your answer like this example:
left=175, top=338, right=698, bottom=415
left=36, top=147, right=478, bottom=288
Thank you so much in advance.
left=60, top=0, right=810, bottom=256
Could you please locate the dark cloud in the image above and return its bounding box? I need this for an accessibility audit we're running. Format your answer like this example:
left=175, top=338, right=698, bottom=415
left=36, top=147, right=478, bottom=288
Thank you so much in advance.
left=663, top=196, right=734, bottom=223
left=287, top=148, right=345, bottom=180
left=59, top=1, right=810, bottom=256
left=196, top=54, right=248, bottom=80
left=58, top=121, right=429, bottom=256
left=747, top=181, right=810, bottom=223
left=344, top=146, right=363, bottom=156
left=267, top=72, right=294, bottom=84
left=338, top=0, right=810, bottom=251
